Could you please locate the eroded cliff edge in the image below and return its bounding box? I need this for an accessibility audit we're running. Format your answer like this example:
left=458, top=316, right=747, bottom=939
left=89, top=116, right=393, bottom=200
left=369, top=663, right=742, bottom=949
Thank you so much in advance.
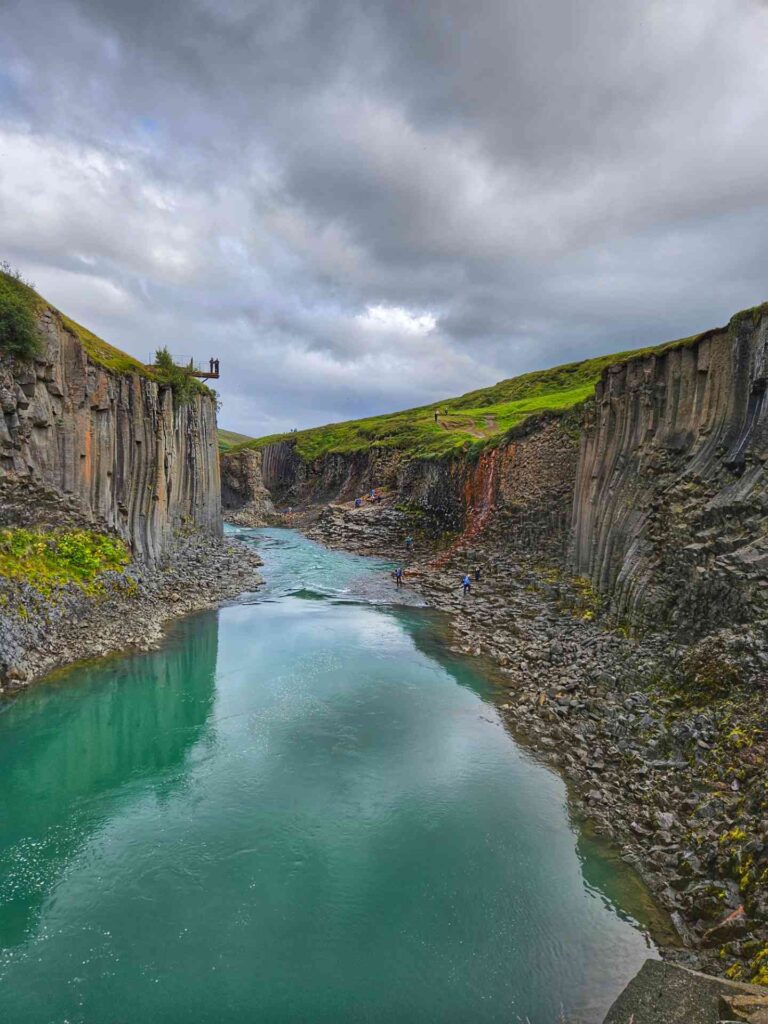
left=1, top=303, right=221, bottom=562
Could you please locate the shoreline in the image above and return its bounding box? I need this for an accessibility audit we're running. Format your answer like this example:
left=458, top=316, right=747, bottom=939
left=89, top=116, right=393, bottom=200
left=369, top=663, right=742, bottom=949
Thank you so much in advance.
left=0, top=531, right=264, bottom=695
left=291, top=498, right=768, bottom=984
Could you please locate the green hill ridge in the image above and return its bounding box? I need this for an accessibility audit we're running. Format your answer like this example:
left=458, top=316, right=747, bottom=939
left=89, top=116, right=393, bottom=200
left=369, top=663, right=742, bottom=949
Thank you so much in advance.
left=227, top=311, right=753, bottom=463
left=218, top=429, right=256, bottom=453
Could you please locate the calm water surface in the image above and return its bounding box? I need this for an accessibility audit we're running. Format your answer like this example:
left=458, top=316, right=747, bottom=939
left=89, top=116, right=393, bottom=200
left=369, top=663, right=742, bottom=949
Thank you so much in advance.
left=0, top=528, right=664, bottom=1024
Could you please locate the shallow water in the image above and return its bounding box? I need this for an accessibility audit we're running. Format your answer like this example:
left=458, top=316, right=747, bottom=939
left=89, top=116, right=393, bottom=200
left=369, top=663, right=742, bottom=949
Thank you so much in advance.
left=0, top=528, right=663, bottom=1023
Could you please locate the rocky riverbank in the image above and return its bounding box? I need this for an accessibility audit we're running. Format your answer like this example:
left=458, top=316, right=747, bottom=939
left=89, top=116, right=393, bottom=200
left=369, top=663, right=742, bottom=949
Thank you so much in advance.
left=0, top=525, right=263, bottom=694
left=302, top=496, right=768, bottom=986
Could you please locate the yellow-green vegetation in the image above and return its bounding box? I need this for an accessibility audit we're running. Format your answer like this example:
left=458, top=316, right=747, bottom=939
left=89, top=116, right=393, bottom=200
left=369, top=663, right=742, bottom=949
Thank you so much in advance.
left=527, top=565, right=603, bottom=621
left=727, top=726, right=756, bottom=750
left=218, top=428, right=255, bottom=452
left=720, top=827, right=748, bottom=844
left=0, top=528, right=130, bottom=597
left=569, top=575, right=602, bottom=620
left=749, top=944, right=768, bottom=986
left=60, top=312, right=153, bottom=377
left=233, top=313, right=745, bottom=462
left=0, top=266, right=44, bottom=359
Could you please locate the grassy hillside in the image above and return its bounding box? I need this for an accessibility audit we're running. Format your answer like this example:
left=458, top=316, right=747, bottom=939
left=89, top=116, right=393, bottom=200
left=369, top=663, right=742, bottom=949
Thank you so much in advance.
left=231, top=322, right=723, bottom=463
left=218, top=428, right=255, bottom=453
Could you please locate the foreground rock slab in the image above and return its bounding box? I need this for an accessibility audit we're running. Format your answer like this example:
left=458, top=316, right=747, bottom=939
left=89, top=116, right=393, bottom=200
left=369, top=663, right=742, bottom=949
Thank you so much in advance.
left=603, top=960, right=768, bottom=1024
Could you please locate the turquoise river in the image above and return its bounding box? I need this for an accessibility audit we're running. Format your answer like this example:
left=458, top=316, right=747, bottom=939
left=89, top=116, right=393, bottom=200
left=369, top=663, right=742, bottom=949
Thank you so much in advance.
left=0, top=528, right=669, bottom=1024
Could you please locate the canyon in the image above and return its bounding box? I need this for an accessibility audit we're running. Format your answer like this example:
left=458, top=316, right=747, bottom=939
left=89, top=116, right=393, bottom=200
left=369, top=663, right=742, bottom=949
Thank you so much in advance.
left=3, top=278, right=768, bottom=1018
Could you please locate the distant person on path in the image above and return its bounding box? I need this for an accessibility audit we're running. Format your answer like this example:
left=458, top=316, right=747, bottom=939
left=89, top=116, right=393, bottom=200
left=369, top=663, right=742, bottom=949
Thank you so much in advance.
left=474, top=566, right=481, bottom=582
left=214, top=358, right=220, bottom=375
left=355, top=497, right=362, bottom=508
left=405, top=535, right=413, bottom=552
left=461, top=574, right=471, bottom=596
left=394, top=567, right=403, bottom=587
left=209, top=357, right=214, bottom=374
left=434, top=409, right=439, bottom=423
left=370, top=487, right=375, bottom=499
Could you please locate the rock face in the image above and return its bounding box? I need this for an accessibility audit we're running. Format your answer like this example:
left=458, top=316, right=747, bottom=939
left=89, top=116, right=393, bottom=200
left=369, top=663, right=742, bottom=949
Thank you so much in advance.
left=602, top=959, right=768, bottom=1024
left=572, top=306, right=768, bottom=632
left=220, top=447, right=280, bottom=526
left=222, top=412, right=579, bottom=555
left=0, top=305, right=221, bottom=561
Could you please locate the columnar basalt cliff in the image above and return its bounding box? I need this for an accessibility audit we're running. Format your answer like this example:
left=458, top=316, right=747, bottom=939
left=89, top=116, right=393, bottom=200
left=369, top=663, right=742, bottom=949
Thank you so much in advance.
left=0, top=293, right=265, bottom=691
left=220, top=447, right=279, bottom=526
left=572, top=305, right=768, bottom=633
left=222, top=412, right=580, bottom=553
left=1, top=304, right=222, bottom=561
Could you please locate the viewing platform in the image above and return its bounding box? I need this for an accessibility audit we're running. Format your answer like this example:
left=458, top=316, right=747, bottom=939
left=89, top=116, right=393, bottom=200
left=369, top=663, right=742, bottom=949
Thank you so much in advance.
left=146, top=354, right=221, bottom=380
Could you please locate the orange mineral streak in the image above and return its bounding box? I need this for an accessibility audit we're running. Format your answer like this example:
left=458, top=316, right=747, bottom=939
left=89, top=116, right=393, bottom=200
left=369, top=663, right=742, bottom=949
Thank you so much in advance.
left=429, top=448, right=500, bottom=569
left=82, top=421, right=93, bottom=488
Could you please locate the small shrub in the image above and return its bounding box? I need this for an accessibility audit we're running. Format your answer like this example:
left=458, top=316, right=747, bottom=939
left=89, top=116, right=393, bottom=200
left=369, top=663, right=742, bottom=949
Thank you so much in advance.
left=154, top=347, right=203, bottom=408
left=0, top=263, right=42, bottom=360
left=667, top=634, right=745, bottom=708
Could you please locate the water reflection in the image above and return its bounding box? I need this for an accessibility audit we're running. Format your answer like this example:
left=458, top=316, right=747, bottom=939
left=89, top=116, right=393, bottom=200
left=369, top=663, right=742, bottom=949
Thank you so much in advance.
left=0, top=614, right=218, bottom=947
left=0, top=530, right=663, bottom=1024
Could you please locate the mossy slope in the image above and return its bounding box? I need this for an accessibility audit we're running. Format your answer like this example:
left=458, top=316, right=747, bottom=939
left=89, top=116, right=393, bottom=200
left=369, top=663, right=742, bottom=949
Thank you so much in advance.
left=0, top=528, right=129, bottom=597
left=218, top=429, right=255, bottom=453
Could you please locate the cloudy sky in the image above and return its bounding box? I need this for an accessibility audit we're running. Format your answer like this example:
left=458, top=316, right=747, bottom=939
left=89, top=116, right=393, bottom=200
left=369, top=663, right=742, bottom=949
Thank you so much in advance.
left=2, top=0, right=768, bottom=435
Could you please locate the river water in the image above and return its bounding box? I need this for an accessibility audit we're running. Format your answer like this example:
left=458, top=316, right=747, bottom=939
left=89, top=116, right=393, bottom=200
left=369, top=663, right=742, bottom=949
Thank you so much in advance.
left=0, top=528, right=666, bottom=1024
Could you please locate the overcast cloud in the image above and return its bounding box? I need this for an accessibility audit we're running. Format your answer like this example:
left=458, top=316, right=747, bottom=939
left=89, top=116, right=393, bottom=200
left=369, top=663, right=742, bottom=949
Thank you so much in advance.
left=1, top=0, right=767, bottom=434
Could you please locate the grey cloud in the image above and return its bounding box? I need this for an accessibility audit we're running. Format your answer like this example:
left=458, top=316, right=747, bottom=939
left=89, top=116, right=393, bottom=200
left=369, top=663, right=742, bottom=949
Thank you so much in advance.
left=1, top=0, right=768, bottom=435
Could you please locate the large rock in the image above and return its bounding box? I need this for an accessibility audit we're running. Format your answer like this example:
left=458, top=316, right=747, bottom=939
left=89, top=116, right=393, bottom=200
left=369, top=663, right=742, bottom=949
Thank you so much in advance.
left=603, top=959, right=768, bottom=1024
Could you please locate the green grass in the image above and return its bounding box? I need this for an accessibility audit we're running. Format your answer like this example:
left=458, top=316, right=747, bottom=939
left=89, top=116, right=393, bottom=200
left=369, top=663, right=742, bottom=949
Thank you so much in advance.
left=60, top=312, right=154, bottom=377
left=218, top=428, right=255, bottom=452
left=233, top=315, right=743, bottom=463
left=0, top=527, right=130, bottom=597
left=0, top=269, right=44, bottom=359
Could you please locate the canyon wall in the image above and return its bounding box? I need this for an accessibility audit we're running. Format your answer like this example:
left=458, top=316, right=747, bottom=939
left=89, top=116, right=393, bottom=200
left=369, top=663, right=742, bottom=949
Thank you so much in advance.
left=572, top=305, right=768, bottom=632
left=220, top=447, right=280, bottom=526
left=222, top=412, right=579, bottom=556
left=0, top=304, right=222, bottom=561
